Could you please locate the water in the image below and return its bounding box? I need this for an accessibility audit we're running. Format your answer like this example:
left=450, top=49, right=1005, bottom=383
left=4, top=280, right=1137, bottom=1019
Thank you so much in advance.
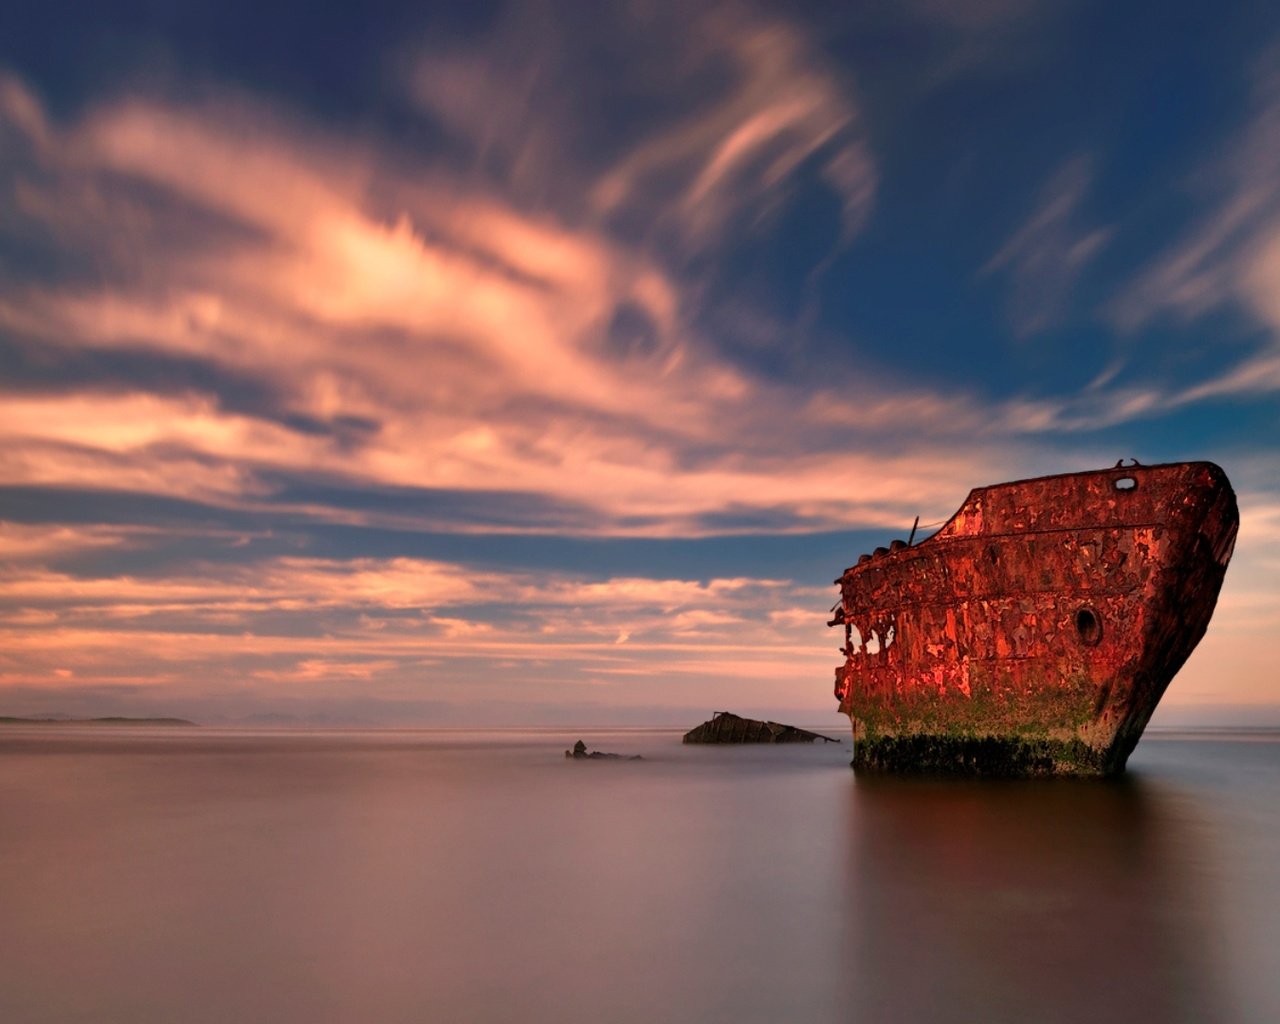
left=1, top=726, right=1278, bottom=1023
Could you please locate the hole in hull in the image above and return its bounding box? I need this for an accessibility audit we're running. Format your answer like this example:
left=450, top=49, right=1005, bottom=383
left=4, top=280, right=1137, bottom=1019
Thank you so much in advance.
left=1075, top=606, right=1102, bottom=646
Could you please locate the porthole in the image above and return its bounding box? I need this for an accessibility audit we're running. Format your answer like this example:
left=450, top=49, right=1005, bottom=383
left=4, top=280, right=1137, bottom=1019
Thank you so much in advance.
left=1075, top=606, right=1102, bottom=646
left=1114, top=477, right=1137, bottom=491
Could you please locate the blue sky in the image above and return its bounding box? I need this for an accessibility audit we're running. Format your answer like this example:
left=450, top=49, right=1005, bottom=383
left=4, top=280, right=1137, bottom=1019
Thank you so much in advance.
left=1, top=0, right=1277, bottom=725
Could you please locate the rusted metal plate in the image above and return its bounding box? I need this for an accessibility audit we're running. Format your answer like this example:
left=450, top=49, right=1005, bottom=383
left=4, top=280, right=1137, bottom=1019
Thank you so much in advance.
left=830, top=462, right=1238, bottom=776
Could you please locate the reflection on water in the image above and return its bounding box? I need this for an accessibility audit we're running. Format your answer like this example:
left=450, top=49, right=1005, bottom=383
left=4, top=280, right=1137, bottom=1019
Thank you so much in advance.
left=0, top=728, right=1276, bottom=1023
left=845, top=775, right=1220, bottom=1023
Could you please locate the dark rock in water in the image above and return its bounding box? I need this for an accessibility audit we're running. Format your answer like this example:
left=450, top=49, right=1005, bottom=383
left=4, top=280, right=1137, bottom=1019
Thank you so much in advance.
left=683, top=711, right=840, bottom=745
left=565, top=739, right=643, bottom=760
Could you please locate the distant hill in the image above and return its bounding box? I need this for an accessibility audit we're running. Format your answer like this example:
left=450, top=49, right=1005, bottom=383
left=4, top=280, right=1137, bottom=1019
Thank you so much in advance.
left=0, top=716, right=198, bottom=726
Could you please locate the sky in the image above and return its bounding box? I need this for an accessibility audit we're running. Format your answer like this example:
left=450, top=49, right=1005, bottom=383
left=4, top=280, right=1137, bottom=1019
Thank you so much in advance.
left=1, top=0, right=1278, bottom=726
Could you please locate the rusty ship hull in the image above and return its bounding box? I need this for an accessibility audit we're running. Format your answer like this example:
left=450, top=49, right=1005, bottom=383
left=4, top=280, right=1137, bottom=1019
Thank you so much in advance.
left=830, top=462, right=1238, bottom=776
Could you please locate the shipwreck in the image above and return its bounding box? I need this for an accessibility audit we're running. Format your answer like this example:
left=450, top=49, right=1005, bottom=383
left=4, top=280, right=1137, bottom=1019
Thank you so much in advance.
left=829, top=461, right=1237, bottom=776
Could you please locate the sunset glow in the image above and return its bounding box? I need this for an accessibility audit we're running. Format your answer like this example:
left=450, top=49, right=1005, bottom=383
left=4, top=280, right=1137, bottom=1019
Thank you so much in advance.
left=2, top=2, right=1278, bottom=724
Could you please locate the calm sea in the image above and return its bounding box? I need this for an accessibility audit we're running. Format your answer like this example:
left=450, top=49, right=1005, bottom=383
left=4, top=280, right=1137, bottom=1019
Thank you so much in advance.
left=1, top=726, right=1278, bottom=1023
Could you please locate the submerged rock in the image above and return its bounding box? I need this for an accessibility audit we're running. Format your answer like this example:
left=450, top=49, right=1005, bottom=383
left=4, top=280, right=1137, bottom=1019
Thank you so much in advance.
left=683, top=711, right=840, bottom=744
left=565, top=739, right=643, bottom=760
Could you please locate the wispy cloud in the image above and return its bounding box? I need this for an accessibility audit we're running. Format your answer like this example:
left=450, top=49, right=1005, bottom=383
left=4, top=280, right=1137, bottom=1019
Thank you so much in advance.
left=0, top=66, right=1024, bottom=540
left=1111, top=47, right=1280, bottom=403
left=983, top=156, right=1111, bottom=337
left=3, top=8, right=1278, bottom=722
left=1114, top=59, right=1280, bottom=329
left=411, top=2, right=875, bottom=253
left=587, top=8, right=875, bottom=248
left=6, top=33, right=1244, bottom=559
left=0, top=523, right=131, bottom=561
left=0, top=544, right=835, bottom=713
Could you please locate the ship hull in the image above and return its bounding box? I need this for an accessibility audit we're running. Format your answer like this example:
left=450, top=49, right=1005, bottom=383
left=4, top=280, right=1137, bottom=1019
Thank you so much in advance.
left=831, top=462, right=1237, bottom=776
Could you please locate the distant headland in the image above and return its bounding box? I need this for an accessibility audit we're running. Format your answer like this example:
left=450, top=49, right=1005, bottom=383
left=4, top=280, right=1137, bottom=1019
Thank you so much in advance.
left=0, top=716, right=198, bottom=726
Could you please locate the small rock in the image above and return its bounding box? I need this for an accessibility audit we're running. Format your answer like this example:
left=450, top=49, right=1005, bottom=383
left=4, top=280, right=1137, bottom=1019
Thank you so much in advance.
left=565, top=738, right=642, bottom=761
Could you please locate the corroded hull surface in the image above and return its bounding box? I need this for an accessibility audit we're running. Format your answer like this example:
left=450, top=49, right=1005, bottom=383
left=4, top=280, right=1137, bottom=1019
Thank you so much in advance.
left=830, top=462, right=1237, bottom=776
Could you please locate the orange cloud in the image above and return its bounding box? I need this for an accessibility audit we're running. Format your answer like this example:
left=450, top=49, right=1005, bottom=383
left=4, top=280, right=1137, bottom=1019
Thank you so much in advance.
left=0, top=68, right=1064, bottom=544
left=2, top=19, right=1276, bottom=724
left=0, top=544, right=838, bottom=708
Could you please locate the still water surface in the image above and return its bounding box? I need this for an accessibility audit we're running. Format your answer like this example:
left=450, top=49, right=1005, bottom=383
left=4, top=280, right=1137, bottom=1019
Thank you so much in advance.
left=1, top=727, right=1278, bottom=1023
